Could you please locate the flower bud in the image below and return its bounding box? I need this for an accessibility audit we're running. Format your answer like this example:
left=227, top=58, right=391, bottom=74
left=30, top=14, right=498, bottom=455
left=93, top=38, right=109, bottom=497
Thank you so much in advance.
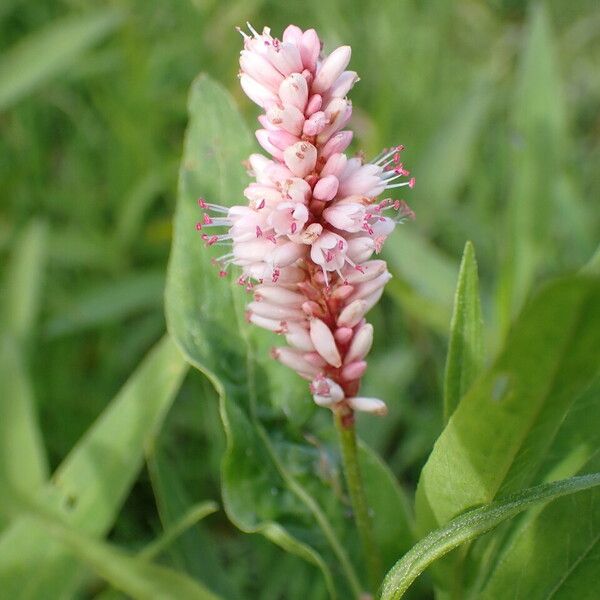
left=310, top=376, right=345, bottom=407
left=337, top=299, right=368, bottom=327
left=344, top=323, right=373, bottom=364
left=313, top=175, right=339, bottom=201
left=309, top=318, right=342, bottom=367
left=340, top=360, right=368, bottom=382
left=347, top=396, right=388, bottom=415
left=300, top=29, right=320, bottom=72
left=240, top=74, right=278, bottom=108
left=312, top=45, right=352, bottom=93
left=320, top=131, right=353, bottom=159
left=279, top=73, right=308, bottom=111
left=284, top=141, right=317, bottom=178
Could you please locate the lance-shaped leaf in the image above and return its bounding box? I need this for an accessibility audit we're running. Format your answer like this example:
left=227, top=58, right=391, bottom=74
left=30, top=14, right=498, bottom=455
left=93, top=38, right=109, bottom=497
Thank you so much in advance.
left=443, top=241, right=484, bottom=422
left=380, top=473, right=600, bottom=600
left=0, top=335, right=188, bottom=598
left=416, top=275, right=600, bottom=536
left=466, top=378, right=600, bottom=599
left=31, top=513, right=221, bottom=600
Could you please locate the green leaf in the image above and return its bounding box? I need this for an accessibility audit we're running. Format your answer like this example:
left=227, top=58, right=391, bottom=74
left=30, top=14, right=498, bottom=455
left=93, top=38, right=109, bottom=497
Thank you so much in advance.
left=166, top=74, right=414, bottom=599
left=379, top=474, right=600, bottom=600
left=1, top=220, right=47, bottom=341
left=0, top=335, right=188, bottom=598
left=460, top=378, right=600, bottom=598
left=0, top=338, right=48, bottom=526
left=443, top=241, right=484, bottom=423
left=416, top=275, right=600, bottom=534
left=33, top=515, right=221, bottom=600
left=497, top=4, right=568, bottom=334
left=0, top=8, right=124, bottom=111
left=147, top=443, right=241, bottom=599
left=478, top=454, right=600, bottom=599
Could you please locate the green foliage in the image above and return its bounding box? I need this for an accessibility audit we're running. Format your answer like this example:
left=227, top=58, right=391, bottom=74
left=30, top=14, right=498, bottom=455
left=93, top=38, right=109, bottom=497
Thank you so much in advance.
left=0, top=8, right=125, bottom=110
left=380, top=474, right=600, bottom=600
left=443, top=241, right=484, bottom=423
left=0, top=336, right=189, bottom=598
left=1, top=0, right=599, bottom=598
left=416, top=275, right=600, bottom=535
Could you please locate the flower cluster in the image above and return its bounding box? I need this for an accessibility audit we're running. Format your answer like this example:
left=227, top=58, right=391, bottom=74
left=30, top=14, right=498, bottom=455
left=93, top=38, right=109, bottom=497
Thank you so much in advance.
left=197, top=24, right=414, bottom=417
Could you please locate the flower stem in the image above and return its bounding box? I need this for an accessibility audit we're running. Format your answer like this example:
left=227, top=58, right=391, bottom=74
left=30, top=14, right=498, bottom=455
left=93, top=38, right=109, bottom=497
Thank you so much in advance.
left=334, top=407, right=382, bottom=594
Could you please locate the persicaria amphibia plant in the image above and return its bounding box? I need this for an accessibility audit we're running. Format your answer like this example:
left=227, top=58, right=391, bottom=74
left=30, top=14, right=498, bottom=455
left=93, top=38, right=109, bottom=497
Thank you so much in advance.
left=197, top=23, right=414, bottom=421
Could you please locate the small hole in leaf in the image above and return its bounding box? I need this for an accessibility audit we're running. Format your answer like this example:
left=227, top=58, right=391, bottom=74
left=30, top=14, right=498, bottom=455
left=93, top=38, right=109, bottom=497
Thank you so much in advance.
left=491, top=374, right=511, bottom=402
left=65, top=494, right=78, bottom=510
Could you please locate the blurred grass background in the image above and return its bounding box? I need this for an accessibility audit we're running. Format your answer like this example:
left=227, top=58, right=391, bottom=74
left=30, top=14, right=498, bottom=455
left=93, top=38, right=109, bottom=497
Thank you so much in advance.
left=1, top=0, right=599, bottom=597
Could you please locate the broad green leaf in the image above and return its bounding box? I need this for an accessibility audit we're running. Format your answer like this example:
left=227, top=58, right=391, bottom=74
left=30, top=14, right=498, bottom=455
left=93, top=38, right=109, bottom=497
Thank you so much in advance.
left=0, top=338, right=48, bottom=526
left=478, top=456, right=600, bottom=599
left=44, top=270, right=164, bottom=338
left=497, top=4, right=567, bottom=334
left=461, top=379, right=600, bottom=598
left=166, top=74, right=414, bottom=598
left=416, top=276, right=600, bottom=535
left=0, top=9, right=124, bottom=111
left=443, top=241, right=484, bottom=423
left=33, top=515, right=221, bottom=600
left=0, top=335, right=188, bottom=598
left=380, top=474, right=600, bottom=600
left=383, top=227, right=458, bottom=335
left=1, top=220, right=47, bottom=341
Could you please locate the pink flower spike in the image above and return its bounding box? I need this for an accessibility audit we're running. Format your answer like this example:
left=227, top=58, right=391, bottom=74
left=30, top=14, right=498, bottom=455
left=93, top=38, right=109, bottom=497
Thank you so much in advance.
left=200, top=25, right=415, bottom=415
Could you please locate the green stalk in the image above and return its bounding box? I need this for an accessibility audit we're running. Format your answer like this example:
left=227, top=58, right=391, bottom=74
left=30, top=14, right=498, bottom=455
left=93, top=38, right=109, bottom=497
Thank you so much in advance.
left=334, top=408, right=382, bottom=593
